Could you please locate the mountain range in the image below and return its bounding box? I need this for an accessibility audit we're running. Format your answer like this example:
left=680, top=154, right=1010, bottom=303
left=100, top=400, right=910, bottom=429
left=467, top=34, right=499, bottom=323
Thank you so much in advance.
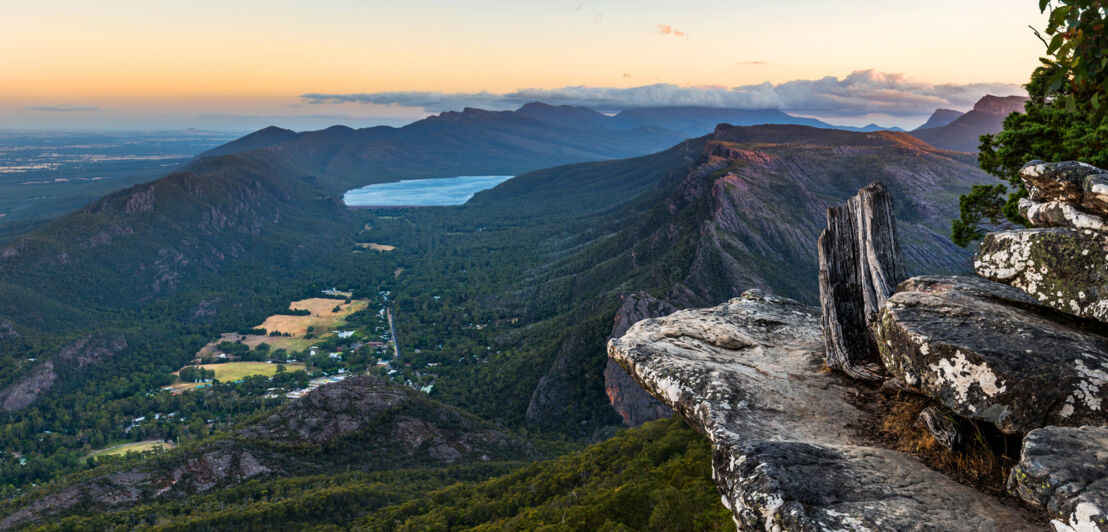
left=0, top=96, right=1023, bottom=527
left=197, top=103, right=928, bottom=194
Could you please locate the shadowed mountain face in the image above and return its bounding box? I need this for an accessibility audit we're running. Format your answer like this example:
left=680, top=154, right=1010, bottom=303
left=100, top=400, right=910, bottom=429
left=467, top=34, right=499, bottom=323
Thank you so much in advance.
left=455, top=124, right=990, bottom=430
left=540, top=124, right=985, bottom=310
left=915, top=108, right=964, bottom=131
left=198, top=104, right=895, bottom=194
left=909, top=95, right=1028, bottom=152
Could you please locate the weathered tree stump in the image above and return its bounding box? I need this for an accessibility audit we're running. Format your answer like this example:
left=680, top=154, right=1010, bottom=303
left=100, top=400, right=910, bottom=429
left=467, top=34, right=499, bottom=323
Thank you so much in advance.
left=818, top=181, right=906, bottom=380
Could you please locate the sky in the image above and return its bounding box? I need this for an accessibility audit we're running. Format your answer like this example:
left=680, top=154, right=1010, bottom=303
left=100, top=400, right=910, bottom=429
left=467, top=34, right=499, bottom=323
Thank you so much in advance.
left=0, top=0, right=1048, bottom=131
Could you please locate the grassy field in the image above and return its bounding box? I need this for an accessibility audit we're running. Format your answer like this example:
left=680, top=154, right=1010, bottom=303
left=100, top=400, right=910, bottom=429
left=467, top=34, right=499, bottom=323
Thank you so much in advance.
left=171, top=361, right=307, bottom=391
left=196, top=298, right=369, bottom=357
left=89, top=440, right=175, bottom=458
left=197, top=361, right=305, bottom=381
left=257, top=298, right=369, bottom=337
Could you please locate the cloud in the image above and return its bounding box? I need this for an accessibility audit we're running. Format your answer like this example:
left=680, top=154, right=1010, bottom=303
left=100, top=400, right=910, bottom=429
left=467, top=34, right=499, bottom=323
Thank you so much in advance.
left=300, top=70, right=1025, bottom=118
left=25, top=105, right=100, bottom=112
left=657, top=24, right=686, bottom=37
left=737, top=61, right=768, bottom=65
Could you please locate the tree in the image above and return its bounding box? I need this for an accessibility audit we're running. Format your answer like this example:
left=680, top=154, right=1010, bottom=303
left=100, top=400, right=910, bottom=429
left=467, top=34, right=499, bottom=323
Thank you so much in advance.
left=952, top=0, right=1108, bottom=246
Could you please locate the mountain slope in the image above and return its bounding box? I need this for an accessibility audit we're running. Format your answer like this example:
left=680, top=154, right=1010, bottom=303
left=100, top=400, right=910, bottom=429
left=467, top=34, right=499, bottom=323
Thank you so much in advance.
left=909, top=95, right=1028, bottom=151
left=473, top=125, right=984, bottom=430
left=0, top=375, right=535, bottom=529
left=410, top=124, right=991, bottom=433
left=609, top=107, right=834, bottom=137
left=11, top=417, right=730, bottom=531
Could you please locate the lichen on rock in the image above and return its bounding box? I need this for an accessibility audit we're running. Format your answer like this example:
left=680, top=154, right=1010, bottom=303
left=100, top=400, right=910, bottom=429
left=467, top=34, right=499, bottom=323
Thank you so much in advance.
left=1009, top=426, right=1108, bottom=531
left=876, top=275, right=1108, bottom=434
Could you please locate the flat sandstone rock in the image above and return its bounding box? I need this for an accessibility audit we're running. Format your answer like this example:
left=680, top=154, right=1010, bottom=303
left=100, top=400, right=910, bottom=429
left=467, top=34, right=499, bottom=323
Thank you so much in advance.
left=877, top=275, right=1108, bottom=434
left=608, top=290, right=1032, bottom=531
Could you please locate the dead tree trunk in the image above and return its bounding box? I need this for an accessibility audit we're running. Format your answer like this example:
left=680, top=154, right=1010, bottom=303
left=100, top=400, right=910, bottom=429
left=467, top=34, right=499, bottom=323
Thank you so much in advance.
left=818, top=181, right=906, bottom=380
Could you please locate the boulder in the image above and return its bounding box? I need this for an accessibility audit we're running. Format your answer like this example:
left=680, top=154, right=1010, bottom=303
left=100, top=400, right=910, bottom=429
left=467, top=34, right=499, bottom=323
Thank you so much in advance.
left=818, top=181, right=906, bottom=380
left=608, top=290, right=1033, bottom=530
left=1021, top=161, right=1103, bottom=206
left=1019, top=198, right=1108, bottom=233
left=1009, top=426, right=1108, bottom=531
left=1084, top=174, right=1108, bottom=215
left=976, top=228, right=1108, bottom=324
left=876, top=275, right=1108, bottom=434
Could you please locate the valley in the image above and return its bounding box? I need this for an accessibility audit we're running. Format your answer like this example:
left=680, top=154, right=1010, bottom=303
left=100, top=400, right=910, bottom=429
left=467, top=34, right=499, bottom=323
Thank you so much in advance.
left=6, top=0, right=1096, bottom=528
left=0, top=105, right=1020, bottom=528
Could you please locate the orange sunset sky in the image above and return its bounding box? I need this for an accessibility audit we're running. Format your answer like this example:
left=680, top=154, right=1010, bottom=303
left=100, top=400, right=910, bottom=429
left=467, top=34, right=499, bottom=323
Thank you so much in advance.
left=1, top=0, right=1047, bottom=130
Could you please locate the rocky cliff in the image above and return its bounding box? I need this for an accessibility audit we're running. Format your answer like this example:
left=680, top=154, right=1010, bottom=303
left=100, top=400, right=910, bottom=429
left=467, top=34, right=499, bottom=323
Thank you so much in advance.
left=609, top=291, right=1033, bottom=530
left=611, top=164, right=1108, bottom=530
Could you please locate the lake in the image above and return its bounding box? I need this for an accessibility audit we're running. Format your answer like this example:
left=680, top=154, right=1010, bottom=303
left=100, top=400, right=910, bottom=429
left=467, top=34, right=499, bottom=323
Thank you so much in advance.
left=343, top=175, right=514, bottom=207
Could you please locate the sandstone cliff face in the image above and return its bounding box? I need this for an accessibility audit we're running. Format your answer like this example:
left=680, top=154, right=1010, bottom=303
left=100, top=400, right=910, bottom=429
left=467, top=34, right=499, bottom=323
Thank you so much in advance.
left=602, top=293, right=675, bottom=426
left=608, top=291, right=1032, bottom=531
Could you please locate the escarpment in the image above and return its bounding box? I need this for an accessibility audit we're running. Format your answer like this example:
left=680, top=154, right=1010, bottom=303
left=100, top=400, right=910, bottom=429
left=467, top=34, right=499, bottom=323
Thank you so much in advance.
left=610, top=163, right=1108, bottom=530
left=608, top=291, right=1032, bottom=530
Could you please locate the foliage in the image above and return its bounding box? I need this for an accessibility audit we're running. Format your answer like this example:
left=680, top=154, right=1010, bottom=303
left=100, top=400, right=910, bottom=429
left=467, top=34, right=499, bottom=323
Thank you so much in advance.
left=1038, top=0, right=1108, bottom=120
left=28, top=417, right=732, bottom=532
left=953, top=0, right=1108, bottom=246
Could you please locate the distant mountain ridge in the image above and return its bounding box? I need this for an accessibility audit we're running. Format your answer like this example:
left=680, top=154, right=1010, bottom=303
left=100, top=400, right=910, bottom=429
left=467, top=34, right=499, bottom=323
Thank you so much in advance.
left=915, top=109, right=964, bottom=131
left=198, top=103, right=909, bottom=193
left=909, top=95, right=1028, bottom=152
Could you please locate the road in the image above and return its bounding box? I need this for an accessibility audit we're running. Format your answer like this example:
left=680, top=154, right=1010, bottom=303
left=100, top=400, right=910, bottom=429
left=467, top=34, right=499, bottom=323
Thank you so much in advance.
left=386, top=307, right=400, bottom=359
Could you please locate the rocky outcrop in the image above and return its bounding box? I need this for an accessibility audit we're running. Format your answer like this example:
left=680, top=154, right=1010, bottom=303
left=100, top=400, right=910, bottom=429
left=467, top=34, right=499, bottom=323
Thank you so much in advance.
left=608, top=290, right=1032, bottom=530
left=0, top=362, right=56, bottom=412
left=1009, top=426, right=1108, bottom=531
left=603, top=293, right=675, bottom=426
left=0, top=333, right=127, bottom=412
left=818, top=181, right=906, bottom=380
left=0, top=441, right=270, bottom=529
left=974, top=161, right=1108, bottom=325
left=1020, top=161, right=1104, bottom=205
left=876, top=275, right=1108, bottom=434
left=977, top=228, right=1108, bottom=323
left=244, top=375, right=523, bottom=464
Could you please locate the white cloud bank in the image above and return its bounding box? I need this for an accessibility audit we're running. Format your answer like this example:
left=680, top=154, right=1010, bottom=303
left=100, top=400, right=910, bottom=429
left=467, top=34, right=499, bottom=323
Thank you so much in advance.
left=301, top=70, right=1024, bottom=119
